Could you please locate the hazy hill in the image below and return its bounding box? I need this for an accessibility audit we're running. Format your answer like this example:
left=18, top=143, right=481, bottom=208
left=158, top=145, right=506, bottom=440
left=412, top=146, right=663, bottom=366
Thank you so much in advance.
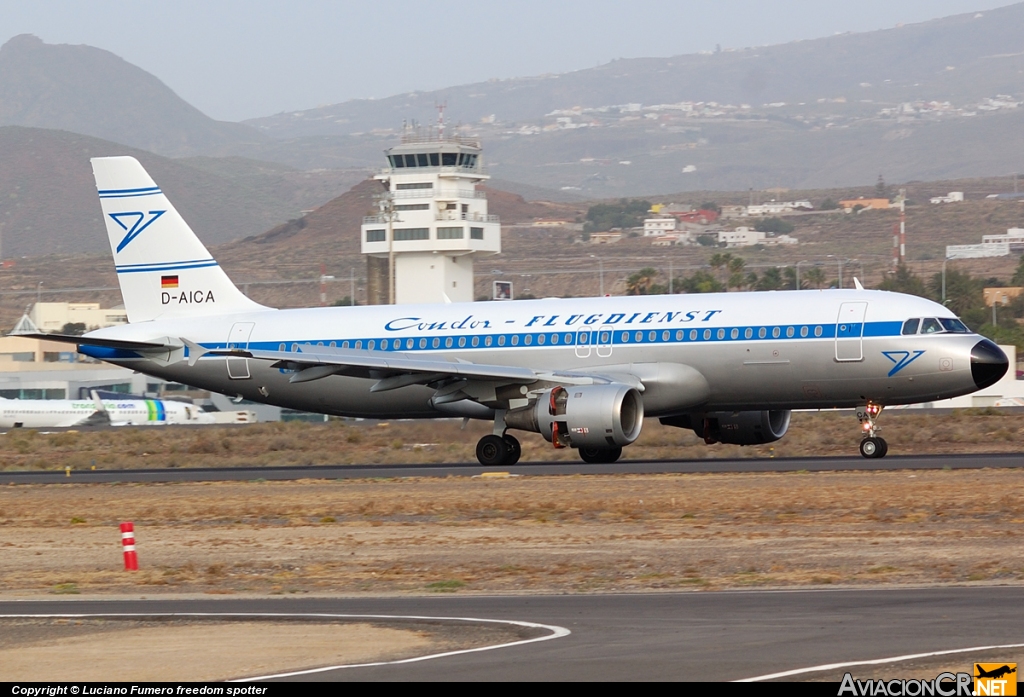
left=232, top=3, right=1024, bottom=196
left=247, top=4, right=1024, bottom=137
left=0, top=34, right=265, bottom=156
left=0, top=127, right=366, bottom=257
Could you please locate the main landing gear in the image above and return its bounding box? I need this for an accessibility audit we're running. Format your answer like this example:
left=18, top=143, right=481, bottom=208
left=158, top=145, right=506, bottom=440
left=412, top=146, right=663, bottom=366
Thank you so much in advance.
left=857, top=402, right=888, bottom=459
left=475, top=433, right=521, bottom=467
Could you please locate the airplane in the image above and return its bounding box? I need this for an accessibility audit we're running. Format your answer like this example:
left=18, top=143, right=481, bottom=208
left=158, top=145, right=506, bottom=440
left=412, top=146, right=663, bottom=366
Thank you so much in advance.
left=0, top=390, right=214, bottom=429
left=24, top=156, right=1008, bottom=465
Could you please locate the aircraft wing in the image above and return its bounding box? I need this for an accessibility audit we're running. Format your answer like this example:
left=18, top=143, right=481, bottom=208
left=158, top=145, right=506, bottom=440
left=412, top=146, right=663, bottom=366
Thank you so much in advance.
left=182, top=339, right=635, bottom=407
left=187, top=340, right=538, bottom=384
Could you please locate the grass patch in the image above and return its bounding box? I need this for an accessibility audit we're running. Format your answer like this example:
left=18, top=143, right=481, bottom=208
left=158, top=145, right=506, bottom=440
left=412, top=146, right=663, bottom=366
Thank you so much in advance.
left=426, top=579, right=465, bottom=592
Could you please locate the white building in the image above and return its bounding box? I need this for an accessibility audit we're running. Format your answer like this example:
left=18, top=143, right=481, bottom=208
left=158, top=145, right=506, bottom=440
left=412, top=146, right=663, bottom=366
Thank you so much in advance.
left=717, top=227, right=798, bottom=248
left=29, top=302, right=127, bottom=333
left=930, top=191, right=964, bottom=204
left=745, top=200, right=813, bottom=216
left=361, top=132, right=501, bottom=304
left=982, top=228, right=1024, bottom=251
left=643, top=217, right=678, bottom=236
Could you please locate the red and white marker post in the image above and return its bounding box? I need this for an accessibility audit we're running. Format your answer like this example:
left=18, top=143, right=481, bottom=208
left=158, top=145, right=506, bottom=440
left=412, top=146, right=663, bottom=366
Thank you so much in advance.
left=120, top=522, right=138, bottom=571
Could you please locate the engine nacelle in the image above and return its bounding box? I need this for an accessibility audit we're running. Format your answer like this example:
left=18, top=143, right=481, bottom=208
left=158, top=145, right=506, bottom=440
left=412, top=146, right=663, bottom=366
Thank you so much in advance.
left=661, top=410, right=791, bottom=445
left=505, top=384, right=644, bottom=448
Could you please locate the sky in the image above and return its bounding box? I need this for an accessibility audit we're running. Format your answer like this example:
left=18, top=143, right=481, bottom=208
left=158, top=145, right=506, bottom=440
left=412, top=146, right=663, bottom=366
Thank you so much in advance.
left=0, top=1, right=1018, bottom=122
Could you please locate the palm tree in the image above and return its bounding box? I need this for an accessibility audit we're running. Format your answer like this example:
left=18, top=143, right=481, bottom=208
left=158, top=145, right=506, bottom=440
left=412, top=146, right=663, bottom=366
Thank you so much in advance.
left=804, top=267, right=826, bottom=289
left=625, top=267, right=659, bottom=295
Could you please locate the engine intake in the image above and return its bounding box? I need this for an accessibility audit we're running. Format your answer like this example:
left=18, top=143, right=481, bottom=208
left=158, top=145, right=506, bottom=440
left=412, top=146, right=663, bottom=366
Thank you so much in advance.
left=505, top=384, right=644, bottom=448
left=661, top=410, right=791, bottom=445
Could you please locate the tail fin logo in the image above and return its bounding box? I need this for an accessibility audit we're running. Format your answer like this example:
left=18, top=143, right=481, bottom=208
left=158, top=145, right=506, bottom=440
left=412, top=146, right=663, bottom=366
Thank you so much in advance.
left=110, top=211, right=166, bottom=253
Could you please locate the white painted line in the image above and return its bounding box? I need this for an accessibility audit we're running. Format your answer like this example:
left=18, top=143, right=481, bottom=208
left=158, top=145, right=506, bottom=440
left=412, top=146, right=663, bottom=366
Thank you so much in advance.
left=738, top=642, right=1024, bottom=682
left=0, top=612, right=571, bottom=682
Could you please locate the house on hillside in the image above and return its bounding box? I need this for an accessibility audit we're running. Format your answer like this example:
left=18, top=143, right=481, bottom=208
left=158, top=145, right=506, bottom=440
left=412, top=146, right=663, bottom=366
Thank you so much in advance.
left=717, top=227, right=798, bottom=248
left=839, top=197, right=890, bottom=211
left=643, top=217, right=677, bottom=236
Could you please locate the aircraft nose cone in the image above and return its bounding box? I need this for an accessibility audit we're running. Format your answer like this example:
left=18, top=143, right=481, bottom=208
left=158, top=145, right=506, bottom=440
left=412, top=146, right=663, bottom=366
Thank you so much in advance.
left=971, top=339, right=1008, bottom=389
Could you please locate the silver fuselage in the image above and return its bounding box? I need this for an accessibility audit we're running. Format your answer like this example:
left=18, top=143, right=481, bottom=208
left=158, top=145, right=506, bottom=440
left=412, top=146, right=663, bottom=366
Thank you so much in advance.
left=77, top=289, right=992, bottom=420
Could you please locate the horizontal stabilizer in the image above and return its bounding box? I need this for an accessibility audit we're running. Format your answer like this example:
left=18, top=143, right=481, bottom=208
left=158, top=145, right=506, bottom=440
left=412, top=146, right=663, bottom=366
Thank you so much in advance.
left=15, top=333, right=180, bottom=351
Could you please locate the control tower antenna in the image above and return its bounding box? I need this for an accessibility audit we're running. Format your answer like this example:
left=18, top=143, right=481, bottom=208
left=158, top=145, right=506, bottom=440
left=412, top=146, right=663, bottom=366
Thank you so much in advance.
left=436, top=102, right=447, bottom=140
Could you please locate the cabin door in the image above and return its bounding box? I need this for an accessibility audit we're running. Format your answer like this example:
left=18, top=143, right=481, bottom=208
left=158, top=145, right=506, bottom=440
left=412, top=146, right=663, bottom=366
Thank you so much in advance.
left=835, top=302, right=867, bottom=362
left=227, top=322, right=255, bottom=379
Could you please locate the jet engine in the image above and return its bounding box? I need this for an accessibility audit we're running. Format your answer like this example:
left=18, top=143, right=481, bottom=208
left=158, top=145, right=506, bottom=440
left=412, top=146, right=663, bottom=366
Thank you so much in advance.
left=661, top=410, right=791, bottom=445
left=505, top=384, right=644, bottom=449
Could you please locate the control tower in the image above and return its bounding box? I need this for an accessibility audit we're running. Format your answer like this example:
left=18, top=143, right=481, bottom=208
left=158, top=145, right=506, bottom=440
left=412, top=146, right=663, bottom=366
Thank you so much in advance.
left=361, top=128, right=500, bottom=304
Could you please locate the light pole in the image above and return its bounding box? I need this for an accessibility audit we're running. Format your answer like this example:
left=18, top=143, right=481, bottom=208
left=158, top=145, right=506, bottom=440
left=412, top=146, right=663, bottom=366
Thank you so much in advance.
left=590, top=255, right=604, bottom=296
left=826, top=255, right=847, bottom=289
left=795, top=260, right=810, bottom=290
left=36, top=281, right=42, bottom=305
left=375, top=191, right=401, bottom=305
left=941, top=258, right=949, bottom=305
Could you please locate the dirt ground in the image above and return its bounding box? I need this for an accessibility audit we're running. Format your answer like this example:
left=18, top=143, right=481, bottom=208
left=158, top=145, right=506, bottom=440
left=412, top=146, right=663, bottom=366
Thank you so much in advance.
left=1, top=469, right=1023, bottom=597
left=3, top=410, right=1024, bottom=471
left=0, top=620, right=430, bottom=681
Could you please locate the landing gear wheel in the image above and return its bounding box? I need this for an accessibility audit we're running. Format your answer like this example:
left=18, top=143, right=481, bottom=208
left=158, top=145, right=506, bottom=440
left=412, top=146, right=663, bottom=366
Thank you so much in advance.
left=578, top=445, right=623, bottom=464
left=476, top=435, right=510, bottom=467
left=502, top=434, right=521, bottom=466
left=859, top=437, right=887, bottom=459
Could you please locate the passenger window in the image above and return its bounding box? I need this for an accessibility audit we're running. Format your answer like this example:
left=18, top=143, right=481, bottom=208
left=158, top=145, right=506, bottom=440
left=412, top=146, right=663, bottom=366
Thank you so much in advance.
left=902, top=318, right=920, bottom=335
left=921, top=318, right=942, bottom=334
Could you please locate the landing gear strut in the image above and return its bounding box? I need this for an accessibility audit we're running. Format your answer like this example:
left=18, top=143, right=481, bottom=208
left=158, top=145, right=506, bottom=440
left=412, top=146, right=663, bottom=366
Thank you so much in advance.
left=857, top=402, right=888, bottom=459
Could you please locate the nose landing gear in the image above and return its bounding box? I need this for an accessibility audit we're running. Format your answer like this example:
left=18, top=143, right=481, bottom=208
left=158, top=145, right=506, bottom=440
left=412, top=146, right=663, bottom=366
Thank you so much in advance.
left=857, top=402, right=888, bottom=459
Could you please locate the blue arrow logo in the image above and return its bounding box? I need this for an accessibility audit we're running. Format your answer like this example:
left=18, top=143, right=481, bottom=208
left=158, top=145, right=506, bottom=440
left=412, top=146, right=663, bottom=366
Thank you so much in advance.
left=882, top=350, right=925, bottom=377
left=110, top=210, right=166, bottom=253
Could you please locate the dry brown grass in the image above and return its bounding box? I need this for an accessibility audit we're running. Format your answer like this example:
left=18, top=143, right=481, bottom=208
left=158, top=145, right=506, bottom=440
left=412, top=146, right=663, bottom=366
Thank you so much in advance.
left=1, top=410, right=1022, bottom=472
left=1, top=469, right=1023, bottom=596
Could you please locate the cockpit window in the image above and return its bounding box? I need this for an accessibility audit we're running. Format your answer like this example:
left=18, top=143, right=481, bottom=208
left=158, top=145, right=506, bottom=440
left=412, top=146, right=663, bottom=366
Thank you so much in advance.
left=939, top=318, right=969, bottom=333
left=903, top=317, right=972, bottom=335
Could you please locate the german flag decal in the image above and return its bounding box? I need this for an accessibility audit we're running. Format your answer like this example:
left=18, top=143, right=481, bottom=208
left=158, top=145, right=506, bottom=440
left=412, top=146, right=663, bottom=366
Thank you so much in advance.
left=161, top=275, right=179, bottom=288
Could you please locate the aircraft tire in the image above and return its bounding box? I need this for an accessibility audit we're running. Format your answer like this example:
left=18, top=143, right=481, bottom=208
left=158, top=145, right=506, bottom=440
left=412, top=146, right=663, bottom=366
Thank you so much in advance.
left=579, top=445, right=623, bottom=464
left=859, top=437, right=884, bottom=459
left=476, top=435, right=510, bottom=467
left=502, top=434, right=522, bottom=466
left=876, top=437, right=888, bottom=458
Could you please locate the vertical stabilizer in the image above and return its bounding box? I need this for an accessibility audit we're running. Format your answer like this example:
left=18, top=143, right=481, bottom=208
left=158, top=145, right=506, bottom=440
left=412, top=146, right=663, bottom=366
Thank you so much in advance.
left=91, top=156, right=268, bottom=323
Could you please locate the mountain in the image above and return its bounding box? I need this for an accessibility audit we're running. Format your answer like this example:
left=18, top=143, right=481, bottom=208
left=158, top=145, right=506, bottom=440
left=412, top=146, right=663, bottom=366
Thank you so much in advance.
left=233, top=3, right=1024, bottom=195
left=0, top=34, right=266, bottom=156
left=246, top=4, right=1024, bottom=137
left=0, top=127, right=366, bottom=257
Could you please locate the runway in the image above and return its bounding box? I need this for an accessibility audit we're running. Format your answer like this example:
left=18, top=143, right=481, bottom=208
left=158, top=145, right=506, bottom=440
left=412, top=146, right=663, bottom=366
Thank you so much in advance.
left=5, top=588, right=1023, bottom=681
left=1, top=452, right=1022, bottom=484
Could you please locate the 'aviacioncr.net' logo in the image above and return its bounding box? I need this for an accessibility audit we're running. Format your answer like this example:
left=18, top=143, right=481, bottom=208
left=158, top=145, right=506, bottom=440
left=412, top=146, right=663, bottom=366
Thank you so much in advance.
left=974, top=663, right=1017, bottom=696
left=109, top=210, right=166, bottom=253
